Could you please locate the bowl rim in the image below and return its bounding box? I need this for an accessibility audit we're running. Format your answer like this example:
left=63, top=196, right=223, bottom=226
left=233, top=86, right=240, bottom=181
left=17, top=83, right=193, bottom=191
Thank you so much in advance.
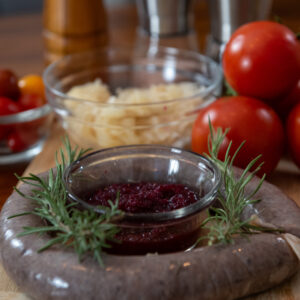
left=0, top=104, right=52, bottom=125
left=63, top=144, right=221, bottom=222
left=43, top=46, right=223, bottom=107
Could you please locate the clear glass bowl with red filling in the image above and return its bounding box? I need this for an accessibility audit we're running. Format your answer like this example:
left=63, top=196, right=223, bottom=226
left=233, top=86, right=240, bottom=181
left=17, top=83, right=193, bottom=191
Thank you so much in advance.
left=63, top=145, right=221, bottom=255
left=0, top=104, right=53, bottom=165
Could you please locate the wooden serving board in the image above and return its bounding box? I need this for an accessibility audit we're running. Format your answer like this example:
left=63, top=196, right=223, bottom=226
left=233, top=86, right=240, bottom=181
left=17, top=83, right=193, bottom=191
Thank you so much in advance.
left=1, top=122, right=300, bottom=300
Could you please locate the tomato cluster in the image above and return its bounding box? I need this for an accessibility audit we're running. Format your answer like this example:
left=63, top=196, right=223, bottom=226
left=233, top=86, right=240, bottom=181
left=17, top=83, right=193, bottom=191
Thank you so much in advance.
left=192, top=21, right=300, bottom=175
left=0, top=70, right=46, bottom=152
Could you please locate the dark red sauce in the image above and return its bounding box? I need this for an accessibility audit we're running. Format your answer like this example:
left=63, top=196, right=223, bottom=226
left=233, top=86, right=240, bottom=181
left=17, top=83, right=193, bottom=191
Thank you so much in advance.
left=109, top=226, right=201, bottom=255
left=86, top=182, right=202, bottom=255
left=88, top=182, right=199, bottom=213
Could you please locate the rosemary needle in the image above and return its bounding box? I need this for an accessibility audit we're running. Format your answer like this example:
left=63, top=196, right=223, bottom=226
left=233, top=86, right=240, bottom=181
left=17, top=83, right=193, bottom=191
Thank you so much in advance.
left=198, top=122, right=272, bottom=246
left=9, top=137, right=123, bottom=265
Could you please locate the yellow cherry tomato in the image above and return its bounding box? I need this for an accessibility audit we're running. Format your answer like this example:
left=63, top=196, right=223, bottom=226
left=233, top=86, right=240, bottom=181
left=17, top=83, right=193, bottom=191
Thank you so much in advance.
left=18, top=74, right=45, bottom=99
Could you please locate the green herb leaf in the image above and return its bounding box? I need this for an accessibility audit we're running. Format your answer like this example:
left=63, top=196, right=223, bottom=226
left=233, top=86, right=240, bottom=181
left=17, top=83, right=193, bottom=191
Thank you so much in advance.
left=199, top=120, right=279, bottom=246
left=9, top=136, right=124, bottom=265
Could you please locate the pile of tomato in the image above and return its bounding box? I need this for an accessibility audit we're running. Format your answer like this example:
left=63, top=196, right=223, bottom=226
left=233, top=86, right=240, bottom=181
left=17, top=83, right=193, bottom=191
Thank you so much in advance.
left=192, top=21, right=300, bottom=175
left=0, top=70, right=47, bottom=152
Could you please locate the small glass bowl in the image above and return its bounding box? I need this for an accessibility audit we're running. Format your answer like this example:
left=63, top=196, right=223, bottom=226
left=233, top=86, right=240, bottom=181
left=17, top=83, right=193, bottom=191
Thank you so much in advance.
left=0, top=105, right=53, bottom=165
left=44, top=46, right=222, bottom=150
left=63, top=145, right=221, bottom=255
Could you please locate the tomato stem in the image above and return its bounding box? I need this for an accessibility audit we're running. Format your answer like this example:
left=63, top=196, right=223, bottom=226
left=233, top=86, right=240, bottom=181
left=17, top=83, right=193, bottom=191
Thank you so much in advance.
left=273, top=15, right=283, bottom=24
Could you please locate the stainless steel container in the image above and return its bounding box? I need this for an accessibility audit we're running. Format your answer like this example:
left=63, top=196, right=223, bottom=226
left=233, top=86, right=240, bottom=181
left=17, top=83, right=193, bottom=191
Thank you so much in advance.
left=206, top=0, right=273, bottom=62
left=136, top=0, right=192, bottom=36
left=135, top=0, right=197, bottom=50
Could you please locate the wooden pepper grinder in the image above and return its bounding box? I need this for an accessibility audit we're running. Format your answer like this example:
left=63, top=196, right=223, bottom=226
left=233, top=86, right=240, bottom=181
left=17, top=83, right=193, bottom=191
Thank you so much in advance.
left=43, top=0, right=108, bottom=65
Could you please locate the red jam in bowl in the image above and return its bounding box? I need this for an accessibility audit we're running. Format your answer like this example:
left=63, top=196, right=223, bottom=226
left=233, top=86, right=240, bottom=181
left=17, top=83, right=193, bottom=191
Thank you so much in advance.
left=86, top=182, right=204, bottom=255
left=88, top=182, right=199, bottom=213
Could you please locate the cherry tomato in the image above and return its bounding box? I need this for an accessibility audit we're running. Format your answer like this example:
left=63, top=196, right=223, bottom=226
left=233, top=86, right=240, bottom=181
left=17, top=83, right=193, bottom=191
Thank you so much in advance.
left=0, top=97, right=21, bottom=140
left=223, top=21, right=300, bottom=102
left=0, top=69, right=20, bottom=100
left=6, top=131, right=28, bottom=152
left=0, top=97, right=21, bottom=115
left=18, top=94, right=45, bottom=110
left=286, top=102, right=300, bottom=168
left=14, top=117, right=47, bottom=147
left=191, top=96, right=284, bottom=176
left=18, top=74, right=45, bottom=99
left=275, top=79, right=300, bottom=120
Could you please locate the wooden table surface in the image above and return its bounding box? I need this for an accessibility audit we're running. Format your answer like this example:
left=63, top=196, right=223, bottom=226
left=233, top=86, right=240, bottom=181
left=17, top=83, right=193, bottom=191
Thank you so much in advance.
left=0, top=1, right=300, bottom=299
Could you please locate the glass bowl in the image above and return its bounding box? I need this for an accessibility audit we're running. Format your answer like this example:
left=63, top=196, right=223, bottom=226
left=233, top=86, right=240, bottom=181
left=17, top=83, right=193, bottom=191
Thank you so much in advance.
left=63, top=145, right=221, bottom=255
left=0, top=104, right=53, bottom=165
left=44, top=46, right=222, bottom=150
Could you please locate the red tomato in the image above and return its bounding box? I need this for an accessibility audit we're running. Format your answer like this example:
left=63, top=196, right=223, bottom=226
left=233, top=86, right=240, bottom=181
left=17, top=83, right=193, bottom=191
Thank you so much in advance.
left=191, top=96, right=284, bottom=176
left=18, top=94, right=45, bottom=110
left=0, top=69, right=20, bottom=100
left=14, top=117, right=47, bottom=146
left=6, top=131, right=28, bottom=152
left=286, top=102, right=300, bottom=168
left=0, top=97, right=21, bottom=140
left=223, top=21, right=300, bottom=101
left=0, top=97, right=20, bottom=116
left=275, top=79, right=300, bottom=120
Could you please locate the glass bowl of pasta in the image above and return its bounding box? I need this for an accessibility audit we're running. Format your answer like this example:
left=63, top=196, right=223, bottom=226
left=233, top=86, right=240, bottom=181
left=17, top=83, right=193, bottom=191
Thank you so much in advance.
left=43, top=46, right=222, bottom=149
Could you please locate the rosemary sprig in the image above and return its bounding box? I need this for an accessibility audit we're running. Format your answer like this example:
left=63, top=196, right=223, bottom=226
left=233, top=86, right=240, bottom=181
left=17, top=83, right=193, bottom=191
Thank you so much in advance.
left=9, top=137, right=123, bottom=265
left=199, top=122, right=270, bottom=246
left=9, top=126, right=278, bottom=263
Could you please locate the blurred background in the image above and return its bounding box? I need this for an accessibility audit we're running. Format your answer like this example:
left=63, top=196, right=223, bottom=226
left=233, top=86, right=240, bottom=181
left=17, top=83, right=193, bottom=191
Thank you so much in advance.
left=0, top=0, right=298, bottom=73
left=0, top=0, right=134, bottom=15
left=0, top=0, right=299, bottom=21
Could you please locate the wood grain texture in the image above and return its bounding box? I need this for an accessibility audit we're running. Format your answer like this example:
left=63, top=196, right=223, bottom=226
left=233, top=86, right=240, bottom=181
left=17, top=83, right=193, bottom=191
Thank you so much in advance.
left=0, top=292, right=30, bottom=300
